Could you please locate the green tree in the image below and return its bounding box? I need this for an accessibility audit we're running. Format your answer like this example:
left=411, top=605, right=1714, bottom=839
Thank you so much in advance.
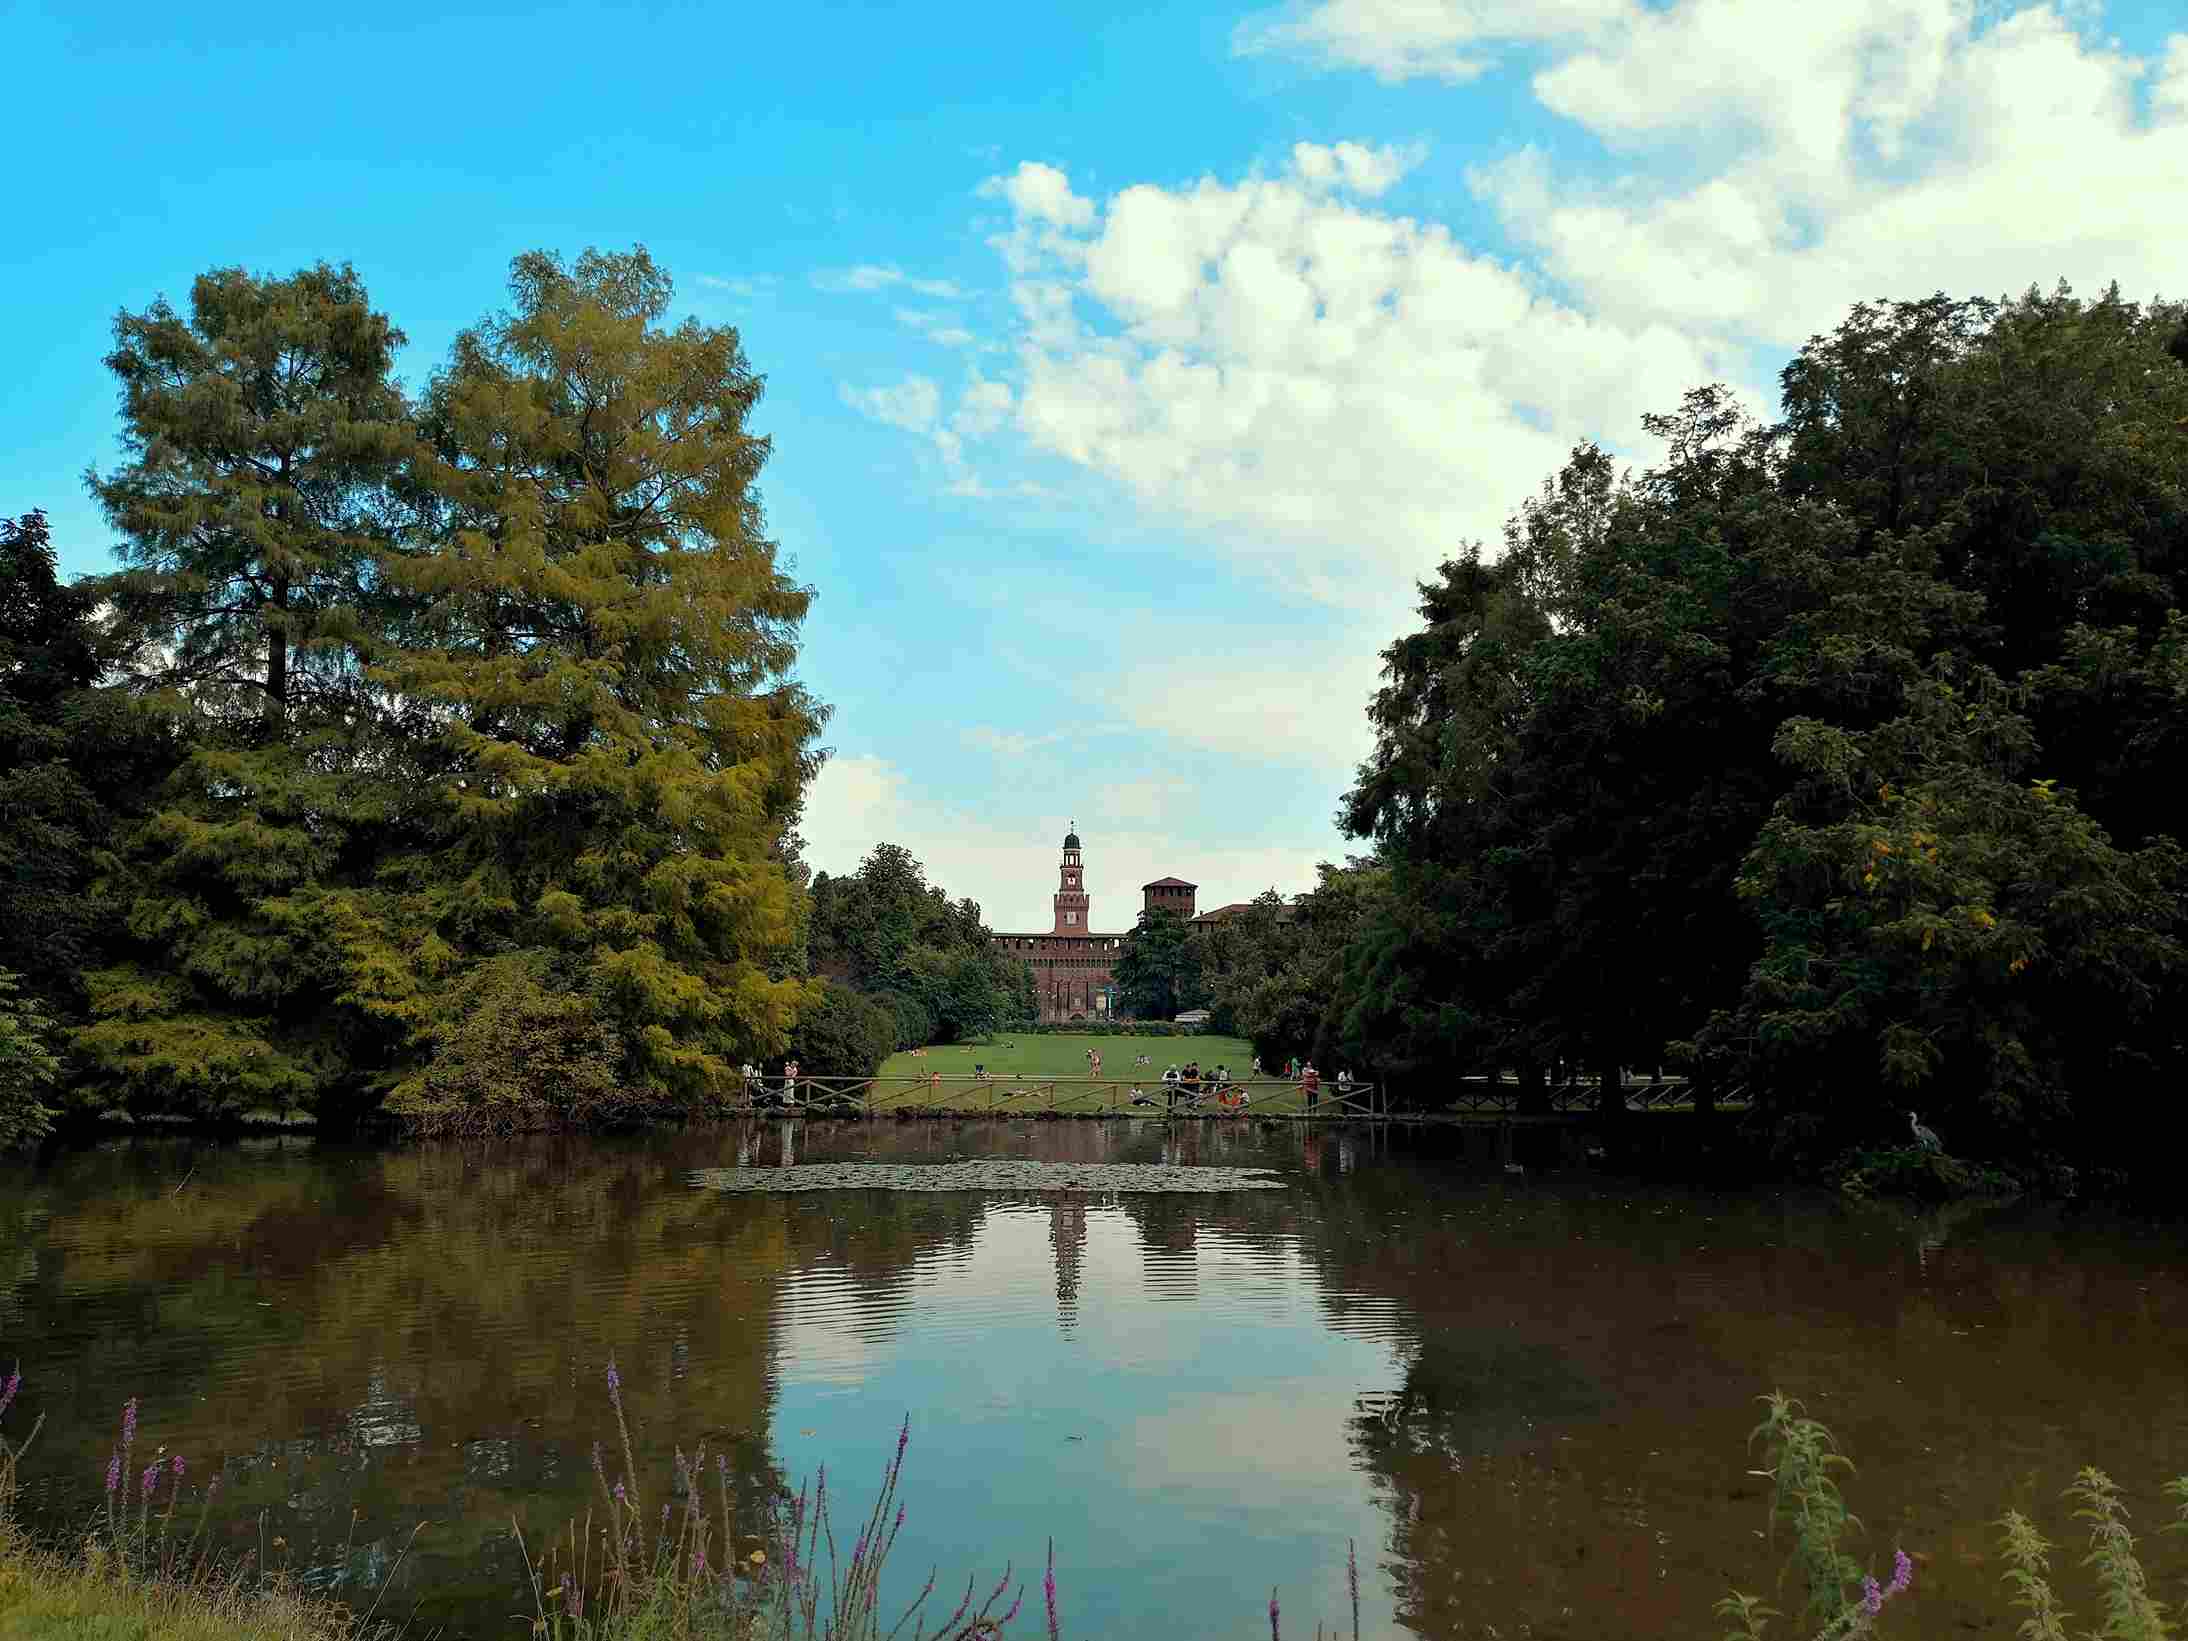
left=0, top=970, right=59, bottom=1151
left=808, top=845, right=1024, bottom=1043
left=1345, top=285, right=2188, bottom=1166
left=1, top=511, right=107, bottom=999
left=70, top=264, right=422, bottom=1124
left=1112, top=907, right=1203, bottom=1021
left=377, top=247, right=826, bottom=1126
left=785, top=979, right=898, bottom=1078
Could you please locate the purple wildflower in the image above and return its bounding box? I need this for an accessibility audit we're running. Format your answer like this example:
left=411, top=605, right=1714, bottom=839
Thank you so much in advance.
left=661, top=1502, right=671, bottom=1532
left=0, top=1366, right=19, bottom=1420
left=1862, top=1576, right=1884, bottom=1617
left=1889, top=1549, right=1914, bottom=1596
left=1269, top=1587, right=1281, bottom=1641
left=105, top=1450, right=121, bottom=1494
left=1000, top=1587, right=1025, bottom=1625
left=613, top=1479, right=627, bottom=1506
left=894, top=1502, right=906, bottom=1531
left=1045, top=1538, right=1060, bottom=1641
left=897, top=1415, right=910, bottom=1463
left=691, top=1547, right=707, bottom=1578
left=172, top=1455, right=185, bottom=1479
left=121, top=1397, right=137, bottom=1447
left=142, top=1463, right=160, bottom=1499
left=606, top=1359, right=621, bottom=1396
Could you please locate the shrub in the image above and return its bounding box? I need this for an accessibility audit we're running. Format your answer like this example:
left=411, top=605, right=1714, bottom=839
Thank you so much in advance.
left=784, top=980, right=897, bottom=1078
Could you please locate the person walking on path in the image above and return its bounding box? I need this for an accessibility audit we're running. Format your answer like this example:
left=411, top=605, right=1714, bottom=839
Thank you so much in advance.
left=1301, top=1062, right=1321, bottom=1114
left=1089, top=1048, right=1102, bottom=1078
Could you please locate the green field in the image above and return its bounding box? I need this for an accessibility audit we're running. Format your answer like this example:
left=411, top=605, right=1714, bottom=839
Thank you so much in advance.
left=862, top=1033, right=1360, bottom=1115
left=880, top=1032, right=1256, bottom=1082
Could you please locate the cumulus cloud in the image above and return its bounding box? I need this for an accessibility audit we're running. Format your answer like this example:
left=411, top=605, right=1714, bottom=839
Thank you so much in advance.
left=1468, top=0, right=2188, bottom=347
left=971, top=147, right=1729, bottom=595
left=801, top=755, right=1328, bottom=929
left=1236, top=0, right=2187, bottom=358
left=978, top=161, right=1097, bottom=229
left=1289, top=139, right=1426, bottom=196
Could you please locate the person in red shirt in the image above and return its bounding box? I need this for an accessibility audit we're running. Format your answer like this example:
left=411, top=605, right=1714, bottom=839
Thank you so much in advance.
left=1300, top=1062, right=1321, bottom=1114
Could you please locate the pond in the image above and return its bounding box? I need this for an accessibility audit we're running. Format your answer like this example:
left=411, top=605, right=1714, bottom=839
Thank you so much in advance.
left=6, top=1119, right=2188, bottom=1638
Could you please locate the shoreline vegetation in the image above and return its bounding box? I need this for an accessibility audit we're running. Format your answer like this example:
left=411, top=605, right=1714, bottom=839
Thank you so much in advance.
left=9, top=1369, right=2187, bottom=1641
left=6, top=266, right=2186, bottom=1195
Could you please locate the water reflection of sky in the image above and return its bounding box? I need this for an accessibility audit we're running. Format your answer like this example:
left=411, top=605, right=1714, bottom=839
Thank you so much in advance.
left=768, top=1202, right=1410, bottom=1638
left=11, top=1122, right=2188, bottom=1641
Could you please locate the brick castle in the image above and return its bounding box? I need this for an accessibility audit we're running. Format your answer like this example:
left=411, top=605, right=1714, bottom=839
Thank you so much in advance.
left=992, top=826, right=1246, bottom=1023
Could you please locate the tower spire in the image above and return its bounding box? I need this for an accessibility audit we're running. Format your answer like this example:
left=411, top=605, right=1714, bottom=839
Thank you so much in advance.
left=1053, top=825, right=1088, bottom=932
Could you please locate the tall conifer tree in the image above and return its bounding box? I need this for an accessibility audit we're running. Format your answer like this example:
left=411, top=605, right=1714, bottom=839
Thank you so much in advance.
left=73, top=266, right=420, bottom=1121
left=383, top=247, right=823, bottom=1122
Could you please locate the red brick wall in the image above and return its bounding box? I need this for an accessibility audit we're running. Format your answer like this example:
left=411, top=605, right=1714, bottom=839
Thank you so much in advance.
left=992, top=931, right=1124, bottom=1022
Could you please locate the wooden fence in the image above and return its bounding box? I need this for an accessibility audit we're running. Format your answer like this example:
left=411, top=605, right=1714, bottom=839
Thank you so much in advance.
left=734, top=1074, right=1386, bottom=1119
left=729, top=1070, right=1748, bottom=1120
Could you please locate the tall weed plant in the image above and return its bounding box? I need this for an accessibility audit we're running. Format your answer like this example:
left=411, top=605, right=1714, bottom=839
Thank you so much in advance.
left=1721, top=1392, right=2188, bottom=1641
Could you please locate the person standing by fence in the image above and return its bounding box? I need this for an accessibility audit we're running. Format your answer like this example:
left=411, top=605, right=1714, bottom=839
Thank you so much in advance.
left=1301, top=1062, right=1320, bottom=1114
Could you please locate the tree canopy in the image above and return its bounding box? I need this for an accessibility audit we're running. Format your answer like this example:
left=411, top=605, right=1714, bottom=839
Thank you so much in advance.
left=1332, top=283, right=2188, bottom=1174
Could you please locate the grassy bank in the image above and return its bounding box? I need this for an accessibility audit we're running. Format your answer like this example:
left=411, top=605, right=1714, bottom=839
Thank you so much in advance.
left=878, top=1032, right=1260, bottom=1083
left=0, top=1528, right=357, bottom=1641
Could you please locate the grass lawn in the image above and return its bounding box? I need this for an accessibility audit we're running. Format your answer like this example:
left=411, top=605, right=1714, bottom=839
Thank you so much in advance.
left=860, top=1034, right=1362, bottom=1115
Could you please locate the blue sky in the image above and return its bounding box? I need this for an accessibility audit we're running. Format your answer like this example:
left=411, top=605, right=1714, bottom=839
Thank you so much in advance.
left=7, top=0, right=2185, bottom=930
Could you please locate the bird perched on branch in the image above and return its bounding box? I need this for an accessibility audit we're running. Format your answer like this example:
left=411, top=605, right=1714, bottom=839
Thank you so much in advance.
left=1908, top=1111, right=1943, bottom=1154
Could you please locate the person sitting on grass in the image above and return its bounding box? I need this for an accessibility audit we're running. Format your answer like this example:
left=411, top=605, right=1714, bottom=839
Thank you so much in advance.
left=1129, top=1086, right=1155, bottom=1107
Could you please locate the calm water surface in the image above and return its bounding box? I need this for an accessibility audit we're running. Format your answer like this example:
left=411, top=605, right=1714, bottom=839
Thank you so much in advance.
left=6, top=1120, right=2188, bottom=1639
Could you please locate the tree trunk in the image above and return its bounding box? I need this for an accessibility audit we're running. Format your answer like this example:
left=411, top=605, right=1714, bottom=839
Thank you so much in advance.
left=265, top=573, right=289, bottom=732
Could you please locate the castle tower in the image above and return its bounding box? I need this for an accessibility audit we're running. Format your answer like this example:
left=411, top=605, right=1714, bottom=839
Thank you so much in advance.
left=1052, top=824, right=1090, bottom=933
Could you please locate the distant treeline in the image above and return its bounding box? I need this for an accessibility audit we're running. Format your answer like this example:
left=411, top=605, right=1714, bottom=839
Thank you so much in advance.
left=1121, top=286, right=2188, bottom=1186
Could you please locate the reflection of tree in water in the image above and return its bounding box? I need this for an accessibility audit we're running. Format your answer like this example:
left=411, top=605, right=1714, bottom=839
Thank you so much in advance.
left=2, top=1126, right=1004, bottom=1633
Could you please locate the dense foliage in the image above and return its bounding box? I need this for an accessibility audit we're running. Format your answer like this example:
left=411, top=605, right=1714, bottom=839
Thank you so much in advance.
left=1310, top=284, right=2187, bottom=1170
left=1110, top=906, right=1204, bottom=1021
left=0, top=249, right=1044, bottom=1141
left=807, top=842, right=1035, bottom=1062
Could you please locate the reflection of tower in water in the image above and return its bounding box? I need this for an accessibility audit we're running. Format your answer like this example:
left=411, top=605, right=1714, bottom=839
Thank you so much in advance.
left=1049, top=1196, right=1087, bottom=1335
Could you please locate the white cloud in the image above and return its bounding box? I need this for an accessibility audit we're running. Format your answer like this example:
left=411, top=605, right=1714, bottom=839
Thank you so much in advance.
left=873, top=0, right=2187, bottom=610
left=1465, top=3, right=2188, bottom=348
left=815, top=264, right=968, bottom=300
left=972, top=151, right=1727, bottom=596
left=978, top=161, right=1097, bottom=229
left=839, top=375, right=942, bottom=435
left=893, top=307, right=981, bottom=347
left=1289, top=139, right=1426, bottom=196
left=1232, top=0, right=1633, bottom=83
left=694, top=272, right=776, bottom=297
left=801, top=755, right=1329, bottom=931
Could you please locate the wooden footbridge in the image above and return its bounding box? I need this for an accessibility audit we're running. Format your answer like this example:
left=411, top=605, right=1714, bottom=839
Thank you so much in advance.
left=734, top=1071, right=1739, bottom=1121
